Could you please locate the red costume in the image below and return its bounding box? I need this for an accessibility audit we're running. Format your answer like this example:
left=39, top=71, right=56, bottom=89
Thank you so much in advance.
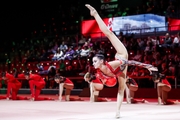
left=0, top=73, right=27, bottom=100
left=92, top=78, right=103, bottom=84
left=28, top=74, right=47, bottom=100
left=96, top=62, right=119, bottom=87
left=161, top=79, right=171, bottom=86
left=6, top=73, right=21, bottom=100
left=64, top=78, right=73, bottom=85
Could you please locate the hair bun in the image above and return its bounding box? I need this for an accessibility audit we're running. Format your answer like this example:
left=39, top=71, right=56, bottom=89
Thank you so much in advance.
left=97, top=50, right=104, bottom=55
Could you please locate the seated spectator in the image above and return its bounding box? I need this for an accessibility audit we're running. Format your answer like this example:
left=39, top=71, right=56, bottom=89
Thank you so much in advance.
left=137, top=38, right=145, bottom=51
left=78, top=35, right=86, bottom=45
left=129, top=67, right=139, bottom=76
left=168, top=61, right=175, bottom=76
left=52, top=48, right=64, bottom=61
left=161, top=33, right=172, bottom=48
left=144, top=41, right=153, bottom=53
left=73, top=46, right=82, bottom=59
left=132, top=50, right=142, bottom=61
left=160, top=62, right=169, bottom=75
left=37, top=63, right=48, bottom=75
left=153, top=54, right=162, bottom=70
left=63, top=46, right=75, bottom=60
left=80, top=46, right=90, bottom=58
left=152, top=36, right=160, bottom=49
left=171, top=32, right=180, bottom=49
left=59, top=60, right=66, bottom=72
left=59, top=41, right=68, bottom=51
left=39, top=49, right=49, bottom=61
left=143, top=55, right=151, bottom=64
left=83, top=37, right=92, bottom=48
left=138, top=67, right=149, bottom=76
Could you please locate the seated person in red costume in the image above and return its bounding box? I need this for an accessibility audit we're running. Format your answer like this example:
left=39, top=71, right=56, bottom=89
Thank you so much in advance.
left=152, top=72, right=179, bottom=105
left=24, top=71, right=54, bottom=101
left=54, top=75, right=81, bottom=101
left=84, top=72, right=111, bottom=102
left=125, top=76, right=148, bottom=104
left=1, top=72, right=28, bottom=100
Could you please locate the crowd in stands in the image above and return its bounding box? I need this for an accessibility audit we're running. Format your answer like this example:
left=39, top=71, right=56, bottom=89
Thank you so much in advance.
left=1, top=31, right=179, bottom=89
left=0, top=0, right=180, bottom=89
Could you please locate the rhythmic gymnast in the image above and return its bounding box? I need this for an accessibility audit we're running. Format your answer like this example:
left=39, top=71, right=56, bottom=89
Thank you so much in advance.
left=1, top=72, right=21, bottom=100
left=125, top=76, right=148, bottom=104
left=24, top=71, right=54, bottom=101
left=85, top=4, right=158, bottom=118
left=152, top=72, right=179, bottom=105
left=54, top=75, right=81, bottom=101
left=84, top=72, right=111, bottom=102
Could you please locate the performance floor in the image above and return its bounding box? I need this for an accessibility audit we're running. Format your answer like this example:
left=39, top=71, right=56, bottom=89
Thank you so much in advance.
left=0, top=95, right=180, bottom=120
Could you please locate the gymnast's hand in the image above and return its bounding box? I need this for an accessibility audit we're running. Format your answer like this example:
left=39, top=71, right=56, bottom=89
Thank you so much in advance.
left=84, top=72, right=91, bottom=82
left=85, top=4, right=98, bottom=16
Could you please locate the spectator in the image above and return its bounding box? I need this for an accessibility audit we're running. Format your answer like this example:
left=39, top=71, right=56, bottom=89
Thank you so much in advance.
left=171, top=32, right=180, bottom=49
left=52, top=48, right=64, bottom=61
left=59, top=41, right=68, bottom=51
left=161, top=33, right=172, bottom=48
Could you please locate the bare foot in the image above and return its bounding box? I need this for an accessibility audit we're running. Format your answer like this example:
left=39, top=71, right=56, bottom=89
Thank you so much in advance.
left=115, top=112, right=120, bottom=119
left=174, top=100, right=179, bottom=104
left=85, top=4, right=98, bottom=16
left=142, top=99, right=149, bottom=103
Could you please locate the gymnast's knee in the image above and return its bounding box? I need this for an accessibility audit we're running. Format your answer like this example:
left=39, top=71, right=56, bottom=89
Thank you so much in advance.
left=118, top=88, right=125, bottom=94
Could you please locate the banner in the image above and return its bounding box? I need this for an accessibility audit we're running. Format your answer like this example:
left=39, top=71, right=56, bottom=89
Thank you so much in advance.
left=81, top=18, right=111, bottom=37
left=81, top=14, right=166, bottom=38
left=168, top=18, right=180, bottom=31
left=100, top=0, right=119, bottom=14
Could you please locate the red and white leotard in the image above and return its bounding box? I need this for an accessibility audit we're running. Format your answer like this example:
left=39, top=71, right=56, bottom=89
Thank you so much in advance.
left=96, top=62, right=121, bottom=87
left=105, top=61, right=123, bottom=76
left=161, top=78, right=171, bottom=86
left=64, top=78, right=74, bottom=85
left=92, top=78, right=103, bottom=84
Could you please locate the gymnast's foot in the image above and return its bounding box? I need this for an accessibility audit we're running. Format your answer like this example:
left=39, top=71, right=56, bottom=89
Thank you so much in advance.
left=142, top=99, right=149, bottom=103
left=115, top=111, right=120, bottom=119
left=85, top=4, right=98, bottom=17
left=6, top=97, right=10, bottom=100
left=30, top=97, right=35, bottom=101
left=174, top=100, right=179, bottom=104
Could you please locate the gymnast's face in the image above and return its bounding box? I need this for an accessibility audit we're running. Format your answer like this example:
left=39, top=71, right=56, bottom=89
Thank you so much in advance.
left=55, top=78, right=60, bottom=83
left=25, top=75, right=30, bottom=80
left=2, top=76, right=7, bottom=80
left=92, top=57, right=103, bottom=69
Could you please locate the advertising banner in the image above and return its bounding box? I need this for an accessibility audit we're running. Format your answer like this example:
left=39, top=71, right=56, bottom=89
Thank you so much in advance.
left=81, top=14, right=166, bottom=37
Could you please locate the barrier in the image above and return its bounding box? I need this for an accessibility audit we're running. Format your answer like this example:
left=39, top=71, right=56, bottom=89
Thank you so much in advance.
left=79, top=88, right=180, bottom=99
